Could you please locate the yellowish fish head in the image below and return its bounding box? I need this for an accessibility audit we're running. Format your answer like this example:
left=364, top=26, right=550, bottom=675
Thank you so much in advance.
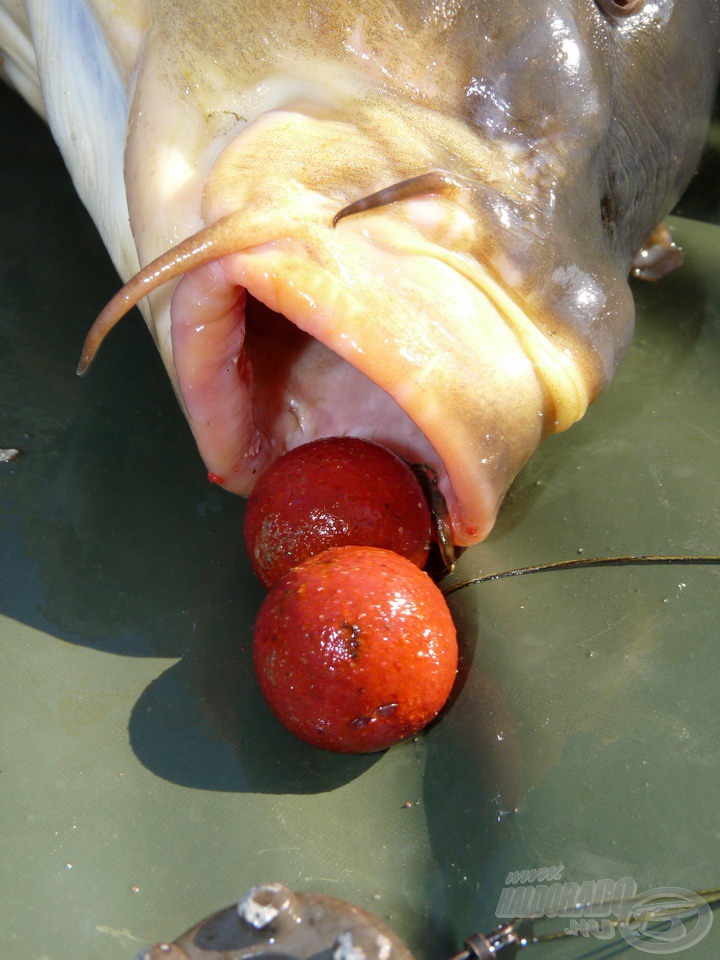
left=69, top=0, right=720, bottom=544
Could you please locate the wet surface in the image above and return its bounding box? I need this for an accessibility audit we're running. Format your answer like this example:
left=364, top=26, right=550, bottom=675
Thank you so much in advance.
left=2, top=80, right=720, bottom=960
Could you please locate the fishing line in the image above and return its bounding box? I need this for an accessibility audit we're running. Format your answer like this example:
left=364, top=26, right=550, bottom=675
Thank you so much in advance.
left=442, top=554, right=720, bottom=598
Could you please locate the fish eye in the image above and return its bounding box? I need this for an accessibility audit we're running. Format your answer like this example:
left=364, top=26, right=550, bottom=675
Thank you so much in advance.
left=596, top=0, right=646, bottom=16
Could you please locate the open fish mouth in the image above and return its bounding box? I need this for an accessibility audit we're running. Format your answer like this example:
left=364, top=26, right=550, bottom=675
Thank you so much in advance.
left=80, top=110, right=594, bottom=547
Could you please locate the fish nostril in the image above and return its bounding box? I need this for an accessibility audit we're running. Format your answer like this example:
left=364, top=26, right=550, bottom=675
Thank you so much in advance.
left=600, top=193, right=617, bottom=230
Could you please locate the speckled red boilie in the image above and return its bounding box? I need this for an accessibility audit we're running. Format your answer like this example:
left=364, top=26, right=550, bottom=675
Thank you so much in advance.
left=252, top=546, right=458, bottom=753
left=243, top=437, right=432, bottom=587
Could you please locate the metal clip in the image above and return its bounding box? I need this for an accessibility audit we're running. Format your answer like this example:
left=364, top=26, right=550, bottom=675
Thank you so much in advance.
left=449, top=921, right=532, bottom=960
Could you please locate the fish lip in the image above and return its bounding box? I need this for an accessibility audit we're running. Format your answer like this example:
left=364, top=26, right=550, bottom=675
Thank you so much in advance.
left=168, top=203, right=556, bottom=547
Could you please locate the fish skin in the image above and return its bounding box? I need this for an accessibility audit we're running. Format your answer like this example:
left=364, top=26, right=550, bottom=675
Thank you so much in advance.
left=1, top=1, right=719, bottom=543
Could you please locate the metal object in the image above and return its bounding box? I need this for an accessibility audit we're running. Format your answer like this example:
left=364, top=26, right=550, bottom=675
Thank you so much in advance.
left=134, top=883, right=414, bottom=960
left=411, top=462, right=457, bottom=578
left=449, top=923, right=531, bottom=960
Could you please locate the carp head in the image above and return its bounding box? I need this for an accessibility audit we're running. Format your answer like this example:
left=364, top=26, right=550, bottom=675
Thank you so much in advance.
left=6, top=0, right=720, bottom=544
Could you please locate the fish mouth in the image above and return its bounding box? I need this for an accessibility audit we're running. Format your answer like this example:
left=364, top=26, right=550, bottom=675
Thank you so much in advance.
left=168, top=200, right=583, bottom=547
left=81, top=110, right=594, bottom=546
left=172, top=264, right=446, bottom=498
left=170, top=229, right=498, bottom=543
